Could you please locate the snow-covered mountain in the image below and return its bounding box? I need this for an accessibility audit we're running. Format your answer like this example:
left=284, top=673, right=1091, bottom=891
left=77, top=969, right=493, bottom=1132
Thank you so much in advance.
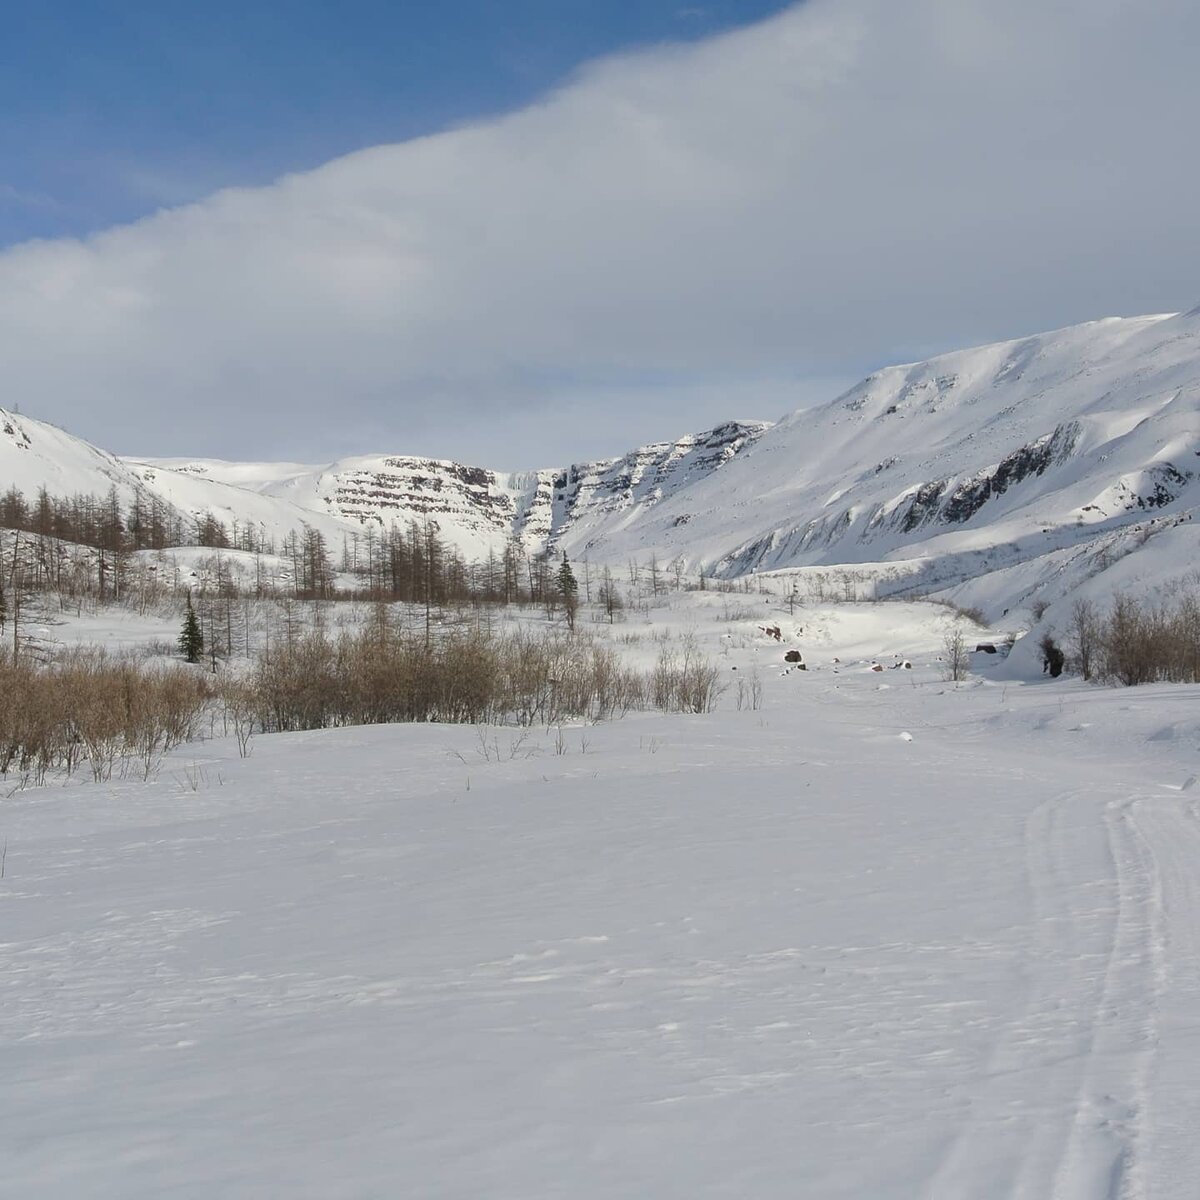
left=551, top=310, right=1200, bottom=567
left=5, top=306, right=1200, bottom=619
left=128, top=421, right=771, bottom=560
left=1, top=404, right=770, bottom=560
left=541, top=307, right=1200, bottom=622
left=2, top=406, right=152, bottom=505
left=0, top=407, right=355, bottom=548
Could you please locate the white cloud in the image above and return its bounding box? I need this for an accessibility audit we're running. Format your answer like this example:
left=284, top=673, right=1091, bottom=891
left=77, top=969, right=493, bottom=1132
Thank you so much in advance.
left=1, top=0, right=1197, bottom=467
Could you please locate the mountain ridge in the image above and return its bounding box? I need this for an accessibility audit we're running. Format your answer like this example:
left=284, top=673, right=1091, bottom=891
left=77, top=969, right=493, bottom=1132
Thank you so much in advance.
left=5, top=307, right=1200, bottom=625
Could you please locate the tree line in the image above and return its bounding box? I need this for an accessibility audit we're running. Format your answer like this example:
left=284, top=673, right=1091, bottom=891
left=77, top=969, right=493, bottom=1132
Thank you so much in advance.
left=0, top=483, right=275, bottom=555
left=0, top=480, right=616, bottom=618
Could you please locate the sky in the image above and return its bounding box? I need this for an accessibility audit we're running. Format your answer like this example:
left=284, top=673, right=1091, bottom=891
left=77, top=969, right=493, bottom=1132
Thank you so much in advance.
left=1, top=0, right=1197, bottom=469
left=0, top=2, right=790, bottom=245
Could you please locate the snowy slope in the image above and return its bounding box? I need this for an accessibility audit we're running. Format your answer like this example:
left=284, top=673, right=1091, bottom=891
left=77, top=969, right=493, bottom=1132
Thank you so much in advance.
left=0, top=408, right=362, bottom=548
left=1, top=406, right=156, bottom=505
left=126, top=460, right=353, bottom=548
left=5, top=601, right=1200, bottom=1196
left=563, top=311, right=1200, bottom=571
left=140, top=457, right=320, bottom=492
left=138, top=454, right=533, bottom=560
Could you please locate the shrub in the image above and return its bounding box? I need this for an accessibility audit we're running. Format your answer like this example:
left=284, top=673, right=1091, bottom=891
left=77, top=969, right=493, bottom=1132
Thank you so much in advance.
left=1093, top=592, right=1200, bottom=686
left=0, top=647, right=212, bottom=785
left=246, top=623, right=669, bottom=732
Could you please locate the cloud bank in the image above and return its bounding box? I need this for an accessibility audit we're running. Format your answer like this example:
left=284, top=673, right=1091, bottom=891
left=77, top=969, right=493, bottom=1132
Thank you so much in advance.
left=1, top=0, right=1197, bottom=467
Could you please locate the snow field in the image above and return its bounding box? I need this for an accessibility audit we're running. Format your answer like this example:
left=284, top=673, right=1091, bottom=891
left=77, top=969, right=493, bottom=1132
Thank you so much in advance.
left=2, top=593, right=1200, bottom=1196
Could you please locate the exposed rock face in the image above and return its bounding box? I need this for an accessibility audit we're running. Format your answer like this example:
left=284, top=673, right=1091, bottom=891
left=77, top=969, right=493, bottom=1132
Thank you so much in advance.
left=282, top=421, right=771, bottom=557
left=2, top=414, right=33, bottom=451
left=900, top=480, right=949, bottom=533
left=888, top=422, right=1083, bottom=535
left=1130, top=463, right=1190, bottom=510
left=308, top=457, right=522, bottom=551
left=939, top=424, right=1080, bottom=525
left=513, top=422, right=770, bottom=551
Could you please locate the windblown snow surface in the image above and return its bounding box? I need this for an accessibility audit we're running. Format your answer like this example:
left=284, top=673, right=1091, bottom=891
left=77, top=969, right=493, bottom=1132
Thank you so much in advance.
left=4, top=595, right=1200, bottom=1198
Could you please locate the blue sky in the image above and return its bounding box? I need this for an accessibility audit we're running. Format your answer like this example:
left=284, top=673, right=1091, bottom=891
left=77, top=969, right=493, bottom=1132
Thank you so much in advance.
left=1, top=1, right=789, bottom=246
left=0, top=0, right=1196, bottom=466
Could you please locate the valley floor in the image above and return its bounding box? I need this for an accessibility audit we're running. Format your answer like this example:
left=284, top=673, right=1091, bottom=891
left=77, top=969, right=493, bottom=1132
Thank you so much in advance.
left=3, top=600, right=1200, bottom=1197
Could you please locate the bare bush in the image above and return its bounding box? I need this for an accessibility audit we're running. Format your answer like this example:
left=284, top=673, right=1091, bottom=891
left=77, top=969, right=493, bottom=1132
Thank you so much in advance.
left=247, top=623, right=660, bottom=732
left=1067, top=598, right=1099, bottom=681
left=0, top=616, right=730, bottom=787
left=921, top=597, right=988, bottom=628
left=219, top=679, right=258, bottom=758
left=735, top=667, right=764, bottom=712
left=650, top=642, right=725, bottom=713
left=1094, top=592, right=1200, bottom=686
left=245, top=620, right=722, bottom=733
left=0, top=647, right=212, bottom=785
left=942, top=628, right=969, bottom=682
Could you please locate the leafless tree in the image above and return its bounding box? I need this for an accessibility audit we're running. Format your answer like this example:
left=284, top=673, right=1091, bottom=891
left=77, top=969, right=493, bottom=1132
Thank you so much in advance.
left=942, top=627, right=969, bottom=682
left=1068, top=597, right=1099, bottom=680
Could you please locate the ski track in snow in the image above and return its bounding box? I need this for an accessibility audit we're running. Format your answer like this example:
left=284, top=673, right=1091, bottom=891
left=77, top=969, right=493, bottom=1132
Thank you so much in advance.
left=926, top=772, right=1200, bottom=1200
left=1126, top=791, right=1200, bottom=1199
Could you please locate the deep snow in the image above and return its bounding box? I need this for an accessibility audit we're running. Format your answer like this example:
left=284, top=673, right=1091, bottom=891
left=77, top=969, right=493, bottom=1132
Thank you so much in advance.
left=3, top=595, right=1200, bottom=1197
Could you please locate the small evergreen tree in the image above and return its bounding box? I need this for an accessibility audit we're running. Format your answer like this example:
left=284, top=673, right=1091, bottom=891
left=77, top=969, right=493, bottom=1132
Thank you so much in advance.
left=557, top=554, right=579, bottom=631
left=179, top=594, right=204, bottom=664
left=1038, top=632, right=1065, bottom=678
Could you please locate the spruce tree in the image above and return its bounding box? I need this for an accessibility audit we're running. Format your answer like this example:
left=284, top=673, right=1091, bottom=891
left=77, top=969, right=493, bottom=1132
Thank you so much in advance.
left=179, top=595, right=204, bottom=664
left=557, top=554, right=579, bottom=631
